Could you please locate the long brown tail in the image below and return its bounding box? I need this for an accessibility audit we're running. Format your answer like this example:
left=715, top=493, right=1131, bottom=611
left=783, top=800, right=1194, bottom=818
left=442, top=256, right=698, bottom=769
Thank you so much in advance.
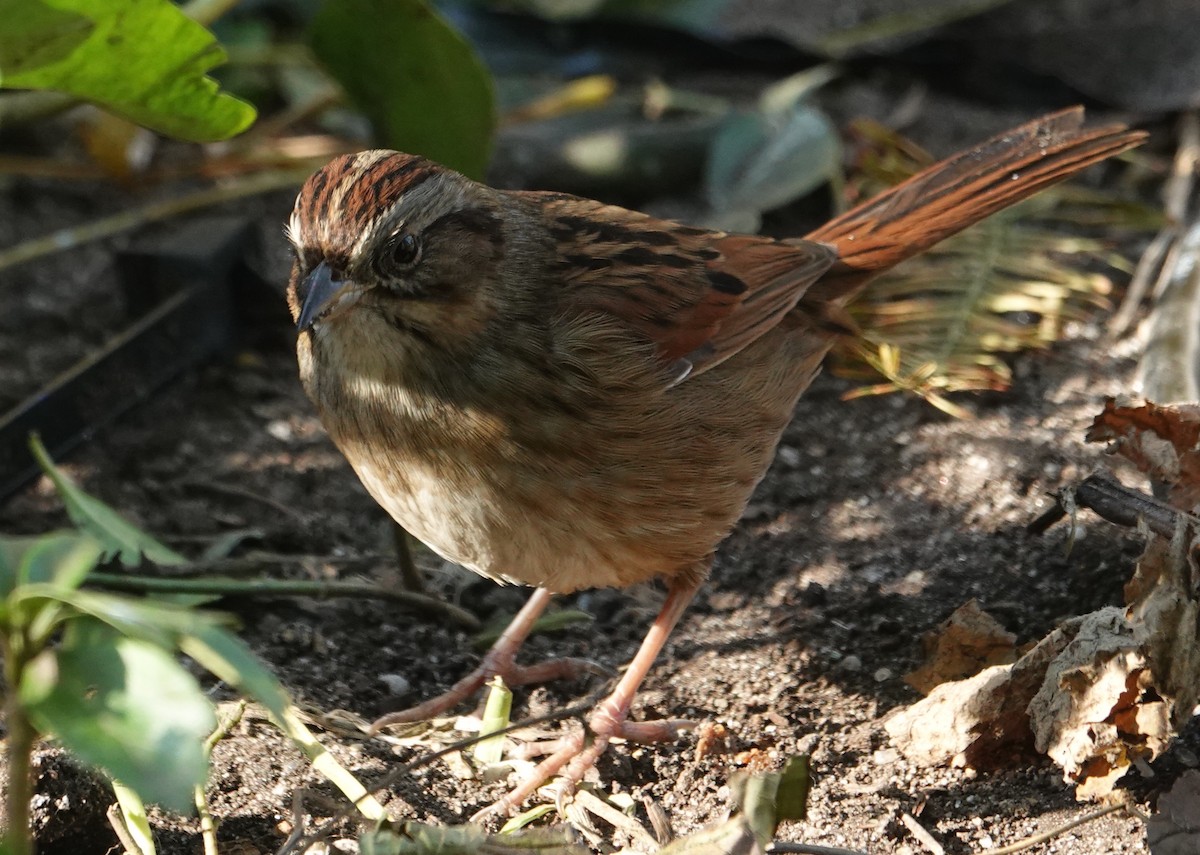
left=800, top=107, right=1146, bottom=304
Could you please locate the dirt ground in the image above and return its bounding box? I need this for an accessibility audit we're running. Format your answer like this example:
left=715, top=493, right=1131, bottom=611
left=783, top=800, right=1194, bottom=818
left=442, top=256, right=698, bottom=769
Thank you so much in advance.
left=0, top=93, right=1177, bottom=854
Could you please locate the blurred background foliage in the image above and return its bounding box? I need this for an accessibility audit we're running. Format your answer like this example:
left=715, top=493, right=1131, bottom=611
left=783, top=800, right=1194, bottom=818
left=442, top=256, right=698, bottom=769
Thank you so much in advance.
left=0, top=0, right=1170, bottom=404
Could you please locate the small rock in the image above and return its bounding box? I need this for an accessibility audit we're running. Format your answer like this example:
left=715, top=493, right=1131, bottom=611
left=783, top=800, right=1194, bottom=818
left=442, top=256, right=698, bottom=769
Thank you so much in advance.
left=874, top=667, right=893, bottom=683
left=378, top=674, right=411, bottom=696
left=841, top=655, right=863, bottom=673
left=777, top=446, right=802, bottom=468
left=872, top=748, right=900, bottom=765
left=800, top=582, right=828, bottom=606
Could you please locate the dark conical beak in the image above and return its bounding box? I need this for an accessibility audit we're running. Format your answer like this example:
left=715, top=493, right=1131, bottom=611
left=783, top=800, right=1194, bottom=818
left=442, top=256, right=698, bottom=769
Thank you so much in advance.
left=297, top=262, right=345, bottom=331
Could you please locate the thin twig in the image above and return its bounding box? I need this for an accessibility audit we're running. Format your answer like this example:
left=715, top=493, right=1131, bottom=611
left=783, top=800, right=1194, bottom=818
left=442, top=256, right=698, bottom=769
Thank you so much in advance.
left=0, top=169, right=308, bottom=274
left=106, top=803, right=148, bottom=855
left=768, top=843, right=869, bottom=855
left=3, top=638, right=36, bottom=855
left=985, top=802, right=1128, bottom=855
left=196, top=701, right=248, bottom=855
left=181, top=479, right=309, bottom=525
left=901, top=811, right=945, bottom=855
left=573, top=789, right=660, bottom=851
left=87, top=572, right=481, bottom=629
left=276, top=683, right=615, bottom=855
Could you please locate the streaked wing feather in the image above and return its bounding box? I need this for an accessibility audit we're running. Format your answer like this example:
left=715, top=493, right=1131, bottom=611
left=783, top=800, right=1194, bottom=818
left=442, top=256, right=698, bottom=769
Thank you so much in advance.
left=529, top=193, right=836, bottom=378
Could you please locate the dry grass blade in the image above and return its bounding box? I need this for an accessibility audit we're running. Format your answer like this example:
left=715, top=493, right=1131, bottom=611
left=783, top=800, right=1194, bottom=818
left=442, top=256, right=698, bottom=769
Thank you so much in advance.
left=834, top=181, right=1151, bottom=409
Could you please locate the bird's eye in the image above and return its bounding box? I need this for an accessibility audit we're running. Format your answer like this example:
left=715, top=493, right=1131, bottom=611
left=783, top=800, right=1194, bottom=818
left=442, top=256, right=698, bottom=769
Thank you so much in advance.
left=386, top=231, right=420, bottom=268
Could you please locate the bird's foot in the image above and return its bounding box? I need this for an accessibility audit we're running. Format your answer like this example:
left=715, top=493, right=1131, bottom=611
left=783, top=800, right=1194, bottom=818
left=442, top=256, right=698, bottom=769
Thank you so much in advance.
left=470, top=695, right=694, bottom=822
left=370, top=588, right=603, bottom=731
left=371, top=655, right=601, bottom=730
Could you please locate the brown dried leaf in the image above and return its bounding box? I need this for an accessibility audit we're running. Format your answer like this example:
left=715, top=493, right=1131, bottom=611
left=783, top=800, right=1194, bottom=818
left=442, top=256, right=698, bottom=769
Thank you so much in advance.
left=885, top=617, right=1079, bottom=769
left=1088, top=398, right=1200, bottom=510
left=1029, top=523, right=1200, bottom=798
left=904, top=599, right=1017, bottom=695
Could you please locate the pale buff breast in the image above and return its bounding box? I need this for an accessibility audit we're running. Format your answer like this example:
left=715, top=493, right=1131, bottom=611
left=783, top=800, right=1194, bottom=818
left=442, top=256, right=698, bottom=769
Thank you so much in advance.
left=301, top=312, right=829, bottom=594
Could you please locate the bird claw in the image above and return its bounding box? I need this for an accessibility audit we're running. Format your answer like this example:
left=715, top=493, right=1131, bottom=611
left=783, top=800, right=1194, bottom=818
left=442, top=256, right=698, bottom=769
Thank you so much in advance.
left=470, top=712, right=696, bottom=822
left=370, top=655, right=603, bottom=731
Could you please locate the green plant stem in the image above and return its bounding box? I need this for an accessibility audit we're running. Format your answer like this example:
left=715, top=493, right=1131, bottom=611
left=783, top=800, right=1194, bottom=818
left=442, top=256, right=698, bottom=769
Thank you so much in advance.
left=87, top=572, right=481, bottom=629
left=3, top=641, right=35, bottom=855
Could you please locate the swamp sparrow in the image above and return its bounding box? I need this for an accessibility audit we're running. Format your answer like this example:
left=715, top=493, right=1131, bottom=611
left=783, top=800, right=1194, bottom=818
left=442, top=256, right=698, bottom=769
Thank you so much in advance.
left=285, top=107, right=1143, bottom=816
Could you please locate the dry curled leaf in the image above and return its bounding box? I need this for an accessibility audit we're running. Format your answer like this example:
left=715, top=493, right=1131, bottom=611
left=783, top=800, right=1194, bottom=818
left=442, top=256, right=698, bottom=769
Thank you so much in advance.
left=889, top=522, right=1200, bottom=798
left=1088, top=397, right=1200, bottom=510
left=885, top=617, right=1078, bottom=769
left=904, top=599, right=1017, bottom=695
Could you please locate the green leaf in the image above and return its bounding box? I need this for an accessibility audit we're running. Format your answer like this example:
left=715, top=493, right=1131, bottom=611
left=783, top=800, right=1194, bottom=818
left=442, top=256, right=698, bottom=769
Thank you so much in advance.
left=20, top=618, right=215, bottom=813
left=0, top=0, right=255, bottom=142
left=0, top=0, right=92, bottom=75
left=774, top=755, right=810, bottom=822
left=310, top=0, right=495, bottom=178
left=729, top=754, right=811, bottom=847
left=1, top=533, right=102, bottom=638
left=14, top=587, right=200, bottom=648
left=499, top=803, right=556, bottom=834
left=179, top=623, right=290, bottom=724
left=0, top=535, right=40, bottom=597
left=15, top=531, right=103, bottom=591
left=29, top=434, right=186, bottom=568
left=706, top=102, right=838, bottom=220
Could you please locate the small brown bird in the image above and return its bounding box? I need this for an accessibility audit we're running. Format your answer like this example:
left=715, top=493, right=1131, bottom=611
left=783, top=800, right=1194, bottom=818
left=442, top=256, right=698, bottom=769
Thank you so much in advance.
left=285, top=108, right=1142, bottom=815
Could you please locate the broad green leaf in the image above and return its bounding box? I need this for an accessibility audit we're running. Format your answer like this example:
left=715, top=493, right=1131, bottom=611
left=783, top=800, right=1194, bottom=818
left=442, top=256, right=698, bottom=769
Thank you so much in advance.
left=310, top=0, right=495, bottom=178
left=0, top=0, right=92, bottom=75
left=13, top=587, right=203, bottom=648
left=0, top=0, right=255, bottom=142
left=0, top=535, right=41, bottom=597
left=730, top=754, right=811, bottom=847
left=775, top=754, right=810, bottom=822
left=182, top=625, right=388, bottom=819
left=360, top=829, right=404, bottom=855
left=29, top=434, right=186, bottom=568
left=179, top=623, right=290, bottom=723
left=20, top=618, right=214, bottom=813
left=16, top=531, right=103, bottom=591
left=706, top=103, right=838, bottom=219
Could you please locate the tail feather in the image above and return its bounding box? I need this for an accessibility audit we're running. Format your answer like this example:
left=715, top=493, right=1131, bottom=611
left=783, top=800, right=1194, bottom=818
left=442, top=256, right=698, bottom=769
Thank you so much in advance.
left=799, top=107, right=1146, bottom=304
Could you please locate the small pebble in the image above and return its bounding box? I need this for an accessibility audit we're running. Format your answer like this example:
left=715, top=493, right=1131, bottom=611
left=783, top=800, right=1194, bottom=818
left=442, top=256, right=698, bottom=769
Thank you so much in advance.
left=378, top=673, right=411, bottom=696
left=266, top=419, right=294, bottom=442
left=777, top=446, right=802, bottom=468
left=873, top=667, right=893, bottom=682
left=872, top=748, right=900, bottom=765
left=841, top=655, right=862, bottom=673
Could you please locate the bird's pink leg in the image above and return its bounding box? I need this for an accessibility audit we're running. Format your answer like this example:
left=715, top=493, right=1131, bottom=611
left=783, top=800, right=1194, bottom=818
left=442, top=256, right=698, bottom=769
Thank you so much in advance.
left=471, top=574, right=702, bottom=821
left=370, top=587, right=599, bottom=731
